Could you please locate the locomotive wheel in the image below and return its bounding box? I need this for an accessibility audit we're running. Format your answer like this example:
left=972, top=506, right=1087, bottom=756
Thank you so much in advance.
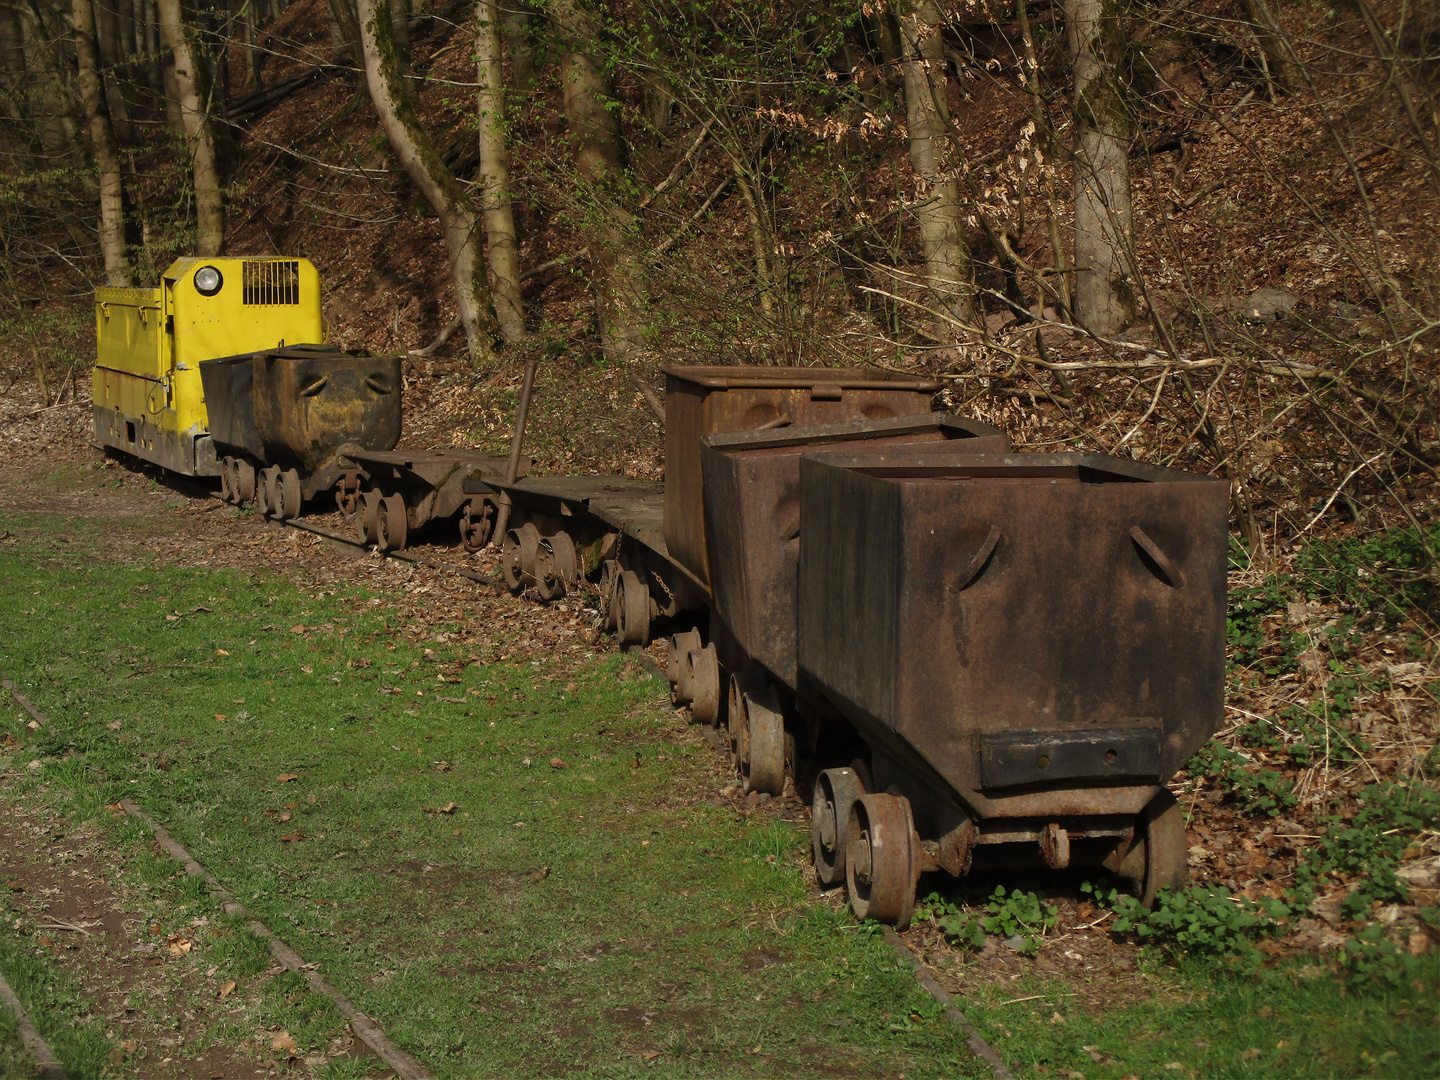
left=670, top=629, right=701, bottom=706
left=377, top=494, right=408, bottom=553
left=234, top=459, right=256, bottom=503
left=615, top=570, right=651, bottom=647
left=688, top=644, right=721, bottom=726
left=219, top=457, right=235, bottom=502
left=357, top=490, right=382, bottom=546
left=597, top=560, right=620, bottom=631
left=459, top=499, right=494, bottom=552
left=335, top=473, right=362, bottom=520
left=535, top=539, right=565, bottom=602
left=813, top=767, right=867, bottom=889
left=279, top=469, right=302, bottom=520
left=741, top=688, right=783, bottom=794
left=502, top=522, right=541, bottom=593
left=845, top=793, right=919, bottom=929
left=1131, top=789, right=1188, bottom=908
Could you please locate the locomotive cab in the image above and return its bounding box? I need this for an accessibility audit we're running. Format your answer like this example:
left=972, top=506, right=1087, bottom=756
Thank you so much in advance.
left=92, top=257, right=325, bottom=475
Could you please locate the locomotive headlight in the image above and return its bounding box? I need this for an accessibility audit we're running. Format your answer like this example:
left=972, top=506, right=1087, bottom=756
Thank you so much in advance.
left=194, top=265, right=223, bottom=296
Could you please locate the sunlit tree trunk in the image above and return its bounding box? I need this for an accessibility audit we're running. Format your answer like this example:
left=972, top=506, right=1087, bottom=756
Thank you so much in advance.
left=1067, top=0, right=1136, bottom=336
left=357, top=0, right=498, bottom=361
left=897, top=0, right=976, bottom=331
left=158, top=0, right=225, bottom=254
left=73, top=0, right=132, bottom=285
left=549, top=0, right=646, bottom=360
left=501, top=0, right=535, bottom=93
left=476, top=0, right=523, bottom=341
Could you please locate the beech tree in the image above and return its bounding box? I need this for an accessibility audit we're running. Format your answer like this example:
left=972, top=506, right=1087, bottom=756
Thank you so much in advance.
left=548, top=0, right=647, bottom=361
left=476, top=0, right=523, bottom=341
left=1067, top=0, right=1135, bottom=336
left=356, top=0, right=499, bottom=361
left=158, top=0, right=225, bottom=255
left=897, top=0, right=976, bottom=331
left=72, top=0, right=131, bottom=285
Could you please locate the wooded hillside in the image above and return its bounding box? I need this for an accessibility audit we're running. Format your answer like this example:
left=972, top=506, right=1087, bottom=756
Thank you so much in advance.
left=1, top=0, right=1437, bottom=540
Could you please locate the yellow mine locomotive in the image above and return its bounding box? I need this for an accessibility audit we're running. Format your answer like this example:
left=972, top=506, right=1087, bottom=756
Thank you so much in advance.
left=92, top=257, right=327, bottom=475
left=92, top=257, right=510, bottom=549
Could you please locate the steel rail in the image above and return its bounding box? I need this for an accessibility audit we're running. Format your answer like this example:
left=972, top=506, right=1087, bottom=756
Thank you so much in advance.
left=0, top=672, right=433, bottom=1080
left=0, top=966, right=68, bottom=1080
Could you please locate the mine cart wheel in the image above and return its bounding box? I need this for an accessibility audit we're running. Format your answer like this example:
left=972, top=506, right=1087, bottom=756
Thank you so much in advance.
left=357, top=490, right=382, bottom=546
left=740, top=688, right=783, bottom=795
left=670, top=629, right=701, bottom=706
left=259, top=467, right=281, bottom=518
left=813, top=767, right=867, bottom=889
left=845, top=793, right=919, bottom=929
left=279, top=469, right=302, bottom=520
left=1135, top=790, right=1188, bottom=908
left=503, top=522, right=542, bottom=593
left=235, top=459, right=256, bottom=503
left=615, top=570, right=651, bottom=647
left=219, top=458, right=235, bottom=503
left=689, top=644, right=721, bottom=726
left=377, top=494, right=408, bottom=553
left=727, top=674, right=748, bottom=764
left=535, top=540, right=566, bottom=602
left=597, top=560, right=621, bottom=631
left=548, top=532, right=579, bottom=584
left=459, top=499, right=494, bottom=552
left=336, top=473, right=362, bottom=520
left=253, top=470, right=269, bottom=517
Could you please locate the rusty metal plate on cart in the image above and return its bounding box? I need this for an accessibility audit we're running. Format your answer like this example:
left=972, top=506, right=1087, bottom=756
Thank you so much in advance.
left=979, top=727, right=1164, bottom=790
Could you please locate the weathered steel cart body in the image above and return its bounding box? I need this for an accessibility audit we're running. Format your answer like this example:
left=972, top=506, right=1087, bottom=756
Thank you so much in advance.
left=796, top=451, right=1229, bottom=925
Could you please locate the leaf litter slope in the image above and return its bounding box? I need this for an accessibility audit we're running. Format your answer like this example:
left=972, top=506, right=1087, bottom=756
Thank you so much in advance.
left=0, top=503, right=970, bottom=1078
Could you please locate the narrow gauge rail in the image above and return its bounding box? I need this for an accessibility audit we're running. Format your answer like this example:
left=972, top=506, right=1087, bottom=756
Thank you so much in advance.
left=92, top=257, right=1230, bottom=933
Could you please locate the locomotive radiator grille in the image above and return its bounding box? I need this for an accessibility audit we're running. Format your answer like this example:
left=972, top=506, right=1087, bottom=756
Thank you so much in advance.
left=242, top=260, right=301, bottom=306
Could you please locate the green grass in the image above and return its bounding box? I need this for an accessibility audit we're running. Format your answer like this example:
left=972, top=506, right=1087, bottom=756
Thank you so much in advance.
left=0, top=511, right=972, bottom=1078
left=942, top=954, right=1440, bottom=1079
left=0, top=932, right=112, bottom=1079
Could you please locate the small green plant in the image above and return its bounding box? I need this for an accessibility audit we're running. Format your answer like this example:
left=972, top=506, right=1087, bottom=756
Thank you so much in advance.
left=924, top=886, right=1059, bottom=954
left=1188, top=742, right=1297, bottom=816
left=1296, top=782, right=1440, bottom=917
left=1339, top=920, right=1436, bottom=990
left=1100, top=882, right=1291, bottom=969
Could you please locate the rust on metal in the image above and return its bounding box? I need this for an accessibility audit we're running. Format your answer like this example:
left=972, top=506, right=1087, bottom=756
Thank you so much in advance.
left=661, top=365, right=942, bottom=589
left=201, top=344, right=401, bottom=471
left=701, top=413, right=1006, bottom=690
left=492, top=358, right=538, bottom=545
left=798, top=452, right=1228, bottom=825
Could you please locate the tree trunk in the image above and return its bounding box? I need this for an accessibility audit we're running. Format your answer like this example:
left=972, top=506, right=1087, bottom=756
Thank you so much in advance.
left=92, top=0, right=134, bottom=139
left=476, top=0, right=522, bottom=341
left=897, top=0, right=976, bottom=331
left=157, top=0, right=225, bottom=255
left=1067, top=0, right=1135, bottom=336
left=144, top=0, right=162, bottom=92
left=357, top=0, right=497, bottom=361
left=1242, top=0, right=1300, bottom=95
left=243, top=0, right=261, bottom=88
left=501, top=1, right=534, bottom=93
left=328, top=0, right=360, bottom=63
left=388, top=0, right=409, bottom=76
left=549, top=0, right=646, bottom=360
left=18, top=1, right=86, bottom=175
left=73, top=0, right=132, bottom=285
